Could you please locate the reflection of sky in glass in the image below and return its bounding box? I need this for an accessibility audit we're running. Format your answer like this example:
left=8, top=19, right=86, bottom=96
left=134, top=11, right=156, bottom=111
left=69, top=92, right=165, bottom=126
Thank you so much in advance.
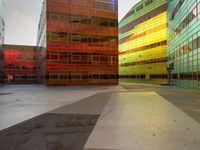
left=4, top=0, right=140, bottom=45
left=110, top=0, right=116, bottom=10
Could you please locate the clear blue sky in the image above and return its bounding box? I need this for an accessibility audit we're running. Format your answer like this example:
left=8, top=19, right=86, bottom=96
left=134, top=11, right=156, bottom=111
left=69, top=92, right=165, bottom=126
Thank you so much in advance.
left=4, top=0, right=140, bottom=45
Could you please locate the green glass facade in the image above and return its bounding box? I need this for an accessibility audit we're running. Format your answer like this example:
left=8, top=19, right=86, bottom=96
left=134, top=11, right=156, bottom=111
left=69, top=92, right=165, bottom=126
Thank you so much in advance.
left=119, top=0, right=168, bottom=85
left=0, top=0, right=5, bottom=83
left=167, top=0, right=200, bottom=89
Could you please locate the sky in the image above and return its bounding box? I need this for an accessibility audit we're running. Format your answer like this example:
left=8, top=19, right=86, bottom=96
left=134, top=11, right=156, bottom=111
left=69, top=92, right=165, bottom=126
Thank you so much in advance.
left=4, top=0, right=140, bottom=46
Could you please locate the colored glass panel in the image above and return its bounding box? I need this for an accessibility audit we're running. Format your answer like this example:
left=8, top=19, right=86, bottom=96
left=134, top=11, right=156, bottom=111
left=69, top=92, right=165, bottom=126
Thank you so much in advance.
left=167, top=0, right=200, bottom=89
left=37, top=0, right=118, bottom=86
left=119, top=0, right=168, bottom=84
left=4, top=45, right=37, bottom=84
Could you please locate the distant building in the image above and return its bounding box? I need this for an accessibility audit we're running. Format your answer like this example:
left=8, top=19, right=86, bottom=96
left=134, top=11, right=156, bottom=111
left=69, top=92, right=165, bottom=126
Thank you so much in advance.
left=167, top=0, right=200, bottom=89
left=0, top=0, right=5, bottom=83
left=4, top=45, right=37, bottom=84
left=119, top=0, right=168, bottom=84
left=37, top=0, right=118, bottom=86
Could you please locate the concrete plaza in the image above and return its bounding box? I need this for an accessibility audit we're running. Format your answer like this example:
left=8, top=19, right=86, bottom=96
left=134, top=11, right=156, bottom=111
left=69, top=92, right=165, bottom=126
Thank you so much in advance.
left=0, top=84, right=200, bottom=150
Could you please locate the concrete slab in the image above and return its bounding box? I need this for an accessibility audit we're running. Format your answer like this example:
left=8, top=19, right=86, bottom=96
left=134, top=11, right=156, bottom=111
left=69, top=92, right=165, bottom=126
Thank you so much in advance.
left=50, top=93, right=112, bottom=115
left=84, top=92, right=200, bottom=150
left=121, top=84, right=200, bottom=123
left=0, top=85, right=124, bottom=130
left=0, top=92, right=111, bottom=150
left=0, top=114, right=99, bottom=150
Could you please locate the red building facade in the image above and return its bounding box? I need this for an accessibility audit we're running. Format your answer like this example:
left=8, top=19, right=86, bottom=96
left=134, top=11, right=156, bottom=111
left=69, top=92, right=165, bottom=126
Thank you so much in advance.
left=37, top=0, right=118, bottom=86
left=4, top=45, right=37, bottom=84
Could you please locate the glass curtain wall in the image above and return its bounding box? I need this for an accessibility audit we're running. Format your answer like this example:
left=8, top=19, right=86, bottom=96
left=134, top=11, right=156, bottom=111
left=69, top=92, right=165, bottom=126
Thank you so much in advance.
left=119, top=0, right=168, bottom=84
left=167, top=0, right=200, bottom=89
left=4, top=45, right=37, bottom=84
left=0, top=0, right=5, bottom=83
left=37, top=0, right=118, bottom=86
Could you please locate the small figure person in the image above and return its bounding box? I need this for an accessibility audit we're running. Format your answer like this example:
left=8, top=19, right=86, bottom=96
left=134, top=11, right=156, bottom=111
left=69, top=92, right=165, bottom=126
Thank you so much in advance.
left=7, top=74, right=13, bottom=84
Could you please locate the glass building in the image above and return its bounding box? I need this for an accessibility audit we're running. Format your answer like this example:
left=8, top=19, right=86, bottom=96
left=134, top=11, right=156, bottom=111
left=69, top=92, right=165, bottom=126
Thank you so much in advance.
left=0, top=0, right=5, bottom=83
left=167, top=0, right=200, bottom=89
left=119, top=0, right=168, bottom=84
left=37, top=0, right=118, bottom=86
left=4, top=45, right=37, bottom=84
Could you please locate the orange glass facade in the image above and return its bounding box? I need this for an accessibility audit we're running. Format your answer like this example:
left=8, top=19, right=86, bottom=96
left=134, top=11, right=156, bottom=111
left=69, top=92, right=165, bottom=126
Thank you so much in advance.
left=4, top=45, right=37, bottom=84
left=37, top=0, right=118, bottom=86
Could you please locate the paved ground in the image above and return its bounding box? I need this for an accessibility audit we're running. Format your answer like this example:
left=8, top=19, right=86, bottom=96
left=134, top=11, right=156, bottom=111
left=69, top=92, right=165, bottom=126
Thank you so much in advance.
left=0, top=84, right=200, bottom=129
left=121, top=83, right=200, bottom=123
left=84, top=92, right=200, bottom=150
left=0, top=84, right=125, bottom=130
left=0, top=84, right=200, bottom=150
left=0, top=93, right=111, bottom=150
